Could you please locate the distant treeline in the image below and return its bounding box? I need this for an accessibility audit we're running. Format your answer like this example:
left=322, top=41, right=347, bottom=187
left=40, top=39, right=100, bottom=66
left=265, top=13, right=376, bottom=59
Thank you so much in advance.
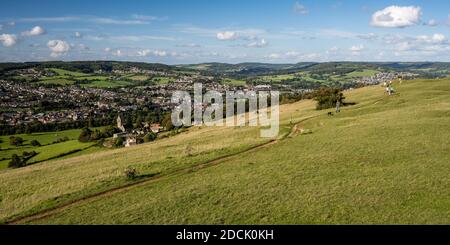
left=0, top=61, right=173, bottom=74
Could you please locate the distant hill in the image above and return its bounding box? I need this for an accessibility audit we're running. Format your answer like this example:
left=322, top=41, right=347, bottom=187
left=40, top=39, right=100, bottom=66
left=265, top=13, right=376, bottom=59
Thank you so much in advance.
left=1, top=61, right=449, bottom=77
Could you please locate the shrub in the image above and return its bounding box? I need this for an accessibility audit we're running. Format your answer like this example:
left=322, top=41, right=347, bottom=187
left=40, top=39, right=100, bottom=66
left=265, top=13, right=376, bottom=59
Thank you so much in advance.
left=101, top=125, right=117, bottom=138
left=8, top=154, right=25, bottom=168
left=124, top=167, right=138, bottom=180
left=9, top=136, right=24, bottom=146
left=78, top=127, right=92, bottom=142
left=30, top=139, right=41, bottom=147
left=143, top=132, right=157, bottom=142
left=114, top=137, right=124, bottom=147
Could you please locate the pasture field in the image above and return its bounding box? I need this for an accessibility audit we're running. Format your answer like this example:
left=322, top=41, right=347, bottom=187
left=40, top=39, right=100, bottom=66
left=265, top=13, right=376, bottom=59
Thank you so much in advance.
left=151, top=76, right=173, bottom=84
left=1, top=78, right=450, bottom=224
left=38, top=68, right=132, bottom=88
left=0, top=128, right=102, bottom=169
left=128, top=75, right=150, bottom=81
left=48, top=68, right=88, bottom=77
left=345, top=69, right=379, bottom=78
left=79, top=80, right=132, bottom=88
left=38, top=78, right=74, bottom=85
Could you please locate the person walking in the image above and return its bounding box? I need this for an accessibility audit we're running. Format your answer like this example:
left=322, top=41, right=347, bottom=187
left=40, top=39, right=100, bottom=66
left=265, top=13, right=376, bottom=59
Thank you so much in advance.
left=335, top=100, right=341, bottom=113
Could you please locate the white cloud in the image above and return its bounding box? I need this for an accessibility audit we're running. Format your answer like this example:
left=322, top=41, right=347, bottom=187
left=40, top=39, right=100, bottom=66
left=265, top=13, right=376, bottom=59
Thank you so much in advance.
left=21, top=26, right=46, bottom=36
left=114, top=49, right=123, bottom=56
left=216, top=31, right=238, bottom=40
left=8, top=21, right=15, bottom=27
left=78, top=44, right=90, bottom=50
left=75, top=31, right=82, bottom=38
left=267, top=53, right=281, bottom=59
left=293, top=2, right=308, bottom=15
left=176, top=43, right=201, bottom=48
left=136, top=49, right=177, bottom=57
left=350, top=44, right=364, bottom=52
left=356, top=33, right=378, bottom=40
left=47, top=40, right=70, bottom=57
left=86, top=35, right=176, bottom=41
left=416, top=33, right=446, bottom=43
left=327, top=46, right=339, bottom=54
left=131, top=14, right=166, bottom=21
left=425, top=19, right=438, bottom=26
left=92, top=17, right=148, bottom=25
left=0, top=34, right=17, bottom=47
left=104, top=47, right=111, bottom=52
left=350, top=45, right=364, bottom=55
left=18, top=16, right=154, bottom=25
left=396, top=42, right=414, bottom=51
left=265, top=51, right=322, bottom=61
left=246, top=38, right=268, bottom=48
left=371, top=6, right=422, bottom=28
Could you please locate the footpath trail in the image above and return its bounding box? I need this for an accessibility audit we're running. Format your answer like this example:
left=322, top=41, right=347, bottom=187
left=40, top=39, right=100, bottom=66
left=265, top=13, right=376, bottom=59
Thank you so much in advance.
left=6, top=114, right=322, bottom=224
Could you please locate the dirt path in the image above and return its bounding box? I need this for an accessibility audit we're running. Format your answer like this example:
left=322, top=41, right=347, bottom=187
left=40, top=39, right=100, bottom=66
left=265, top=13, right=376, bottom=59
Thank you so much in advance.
left=6, top=115, right=320, bottom=224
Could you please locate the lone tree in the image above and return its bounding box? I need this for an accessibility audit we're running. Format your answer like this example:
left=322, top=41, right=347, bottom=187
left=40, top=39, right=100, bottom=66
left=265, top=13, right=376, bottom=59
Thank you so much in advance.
left=312, top=87, right=345, bottom=110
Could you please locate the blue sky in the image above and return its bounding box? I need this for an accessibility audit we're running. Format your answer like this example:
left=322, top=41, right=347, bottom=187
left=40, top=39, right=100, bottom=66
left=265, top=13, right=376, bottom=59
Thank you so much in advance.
left=0, top=0, right=449, bottom=64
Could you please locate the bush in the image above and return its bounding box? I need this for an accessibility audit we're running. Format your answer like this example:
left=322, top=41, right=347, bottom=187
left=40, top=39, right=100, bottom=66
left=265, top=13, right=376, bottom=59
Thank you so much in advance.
left=124, top=167, right=137, bottom=180
left=312, top=87, right=345, bottom=110
left=8, top=154, right=25, bottom=168
left=143, top=132, right=157, bottom=142
left=78, top=127, right=92, bottom=142
left=30, top=139, right=41, bottom=147
left=114, top=137, right=124, bottom=147
left=101, top=125, right=117, bottom=138
left=9, top=136, right=24, bottom=146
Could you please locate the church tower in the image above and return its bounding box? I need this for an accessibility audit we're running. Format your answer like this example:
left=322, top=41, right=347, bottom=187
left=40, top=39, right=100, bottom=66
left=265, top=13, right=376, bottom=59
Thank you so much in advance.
left=117, top=114, right=126, bottom=132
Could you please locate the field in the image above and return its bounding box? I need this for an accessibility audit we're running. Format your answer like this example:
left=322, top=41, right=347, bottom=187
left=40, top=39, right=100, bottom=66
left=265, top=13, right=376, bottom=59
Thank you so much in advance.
left=1, top=78, right=450, bottom=224
left=223, top=78, right=246, bottom=86
left=38, top=68, right=133, bottom=88
left=0, top=129, right=101, bottom=170
left=151, top=76, right=173, bottom=84
left=345, top=69, right=379, bottom=77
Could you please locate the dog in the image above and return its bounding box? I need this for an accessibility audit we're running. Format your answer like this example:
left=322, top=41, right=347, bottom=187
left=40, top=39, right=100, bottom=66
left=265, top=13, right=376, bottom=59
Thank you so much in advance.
left=327, top=112, right=334, bottom=116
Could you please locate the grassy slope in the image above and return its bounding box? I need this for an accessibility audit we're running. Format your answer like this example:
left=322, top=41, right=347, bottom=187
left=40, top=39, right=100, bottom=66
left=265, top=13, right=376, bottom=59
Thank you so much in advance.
left=2, top=78, right=450, bottom=224
left=0, top=121, right=289, bottom=222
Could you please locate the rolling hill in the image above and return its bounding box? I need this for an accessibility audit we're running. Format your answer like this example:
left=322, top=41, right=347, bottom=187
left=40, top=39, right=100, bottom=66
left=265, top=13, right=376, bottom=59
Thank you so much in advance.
left=1, top=77, right=450, bottom=224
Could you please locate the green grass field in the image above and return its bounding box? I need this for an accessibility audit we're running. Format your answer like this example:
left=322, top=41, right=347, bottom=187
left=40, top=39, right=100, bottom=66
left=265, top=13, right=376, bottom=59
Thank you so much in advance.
left=0, top=129, right=101, bottom=170
left=151, top=76, right=173, bottom=84
left=48, top=68, right=88, bottom=77
left=345, top=69, right=379, bottom=78
left=1, top=78, right=450, bottom=224
left=38, top=68, right=133, bottom=88
left=80, top=80, right=132, bottom=88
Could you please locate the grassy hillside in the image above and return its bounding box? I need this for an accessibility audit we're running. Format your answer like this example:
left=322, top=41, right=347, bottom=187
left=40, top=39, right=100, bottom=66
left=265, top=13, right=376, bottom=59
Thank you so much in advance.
left=1, top=78, right=450, bottom=224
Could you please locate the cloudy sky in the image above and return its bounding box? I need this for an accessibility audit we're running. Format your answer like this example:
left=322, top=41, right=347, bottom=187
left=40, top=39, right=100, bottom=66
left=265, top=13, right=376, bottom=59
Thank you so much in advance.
left=0, top=0, right=449, bottom=64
